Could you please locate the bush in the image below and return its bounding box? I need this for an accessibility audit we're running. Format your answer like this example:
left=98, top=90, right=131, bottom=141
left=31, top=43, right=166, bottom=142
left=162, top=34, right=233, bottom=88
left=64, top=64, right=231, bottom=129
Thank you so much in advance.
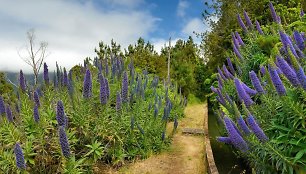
left=0, top=56, right=186, bottom=173
left=211, top=2, right=306, bottom=173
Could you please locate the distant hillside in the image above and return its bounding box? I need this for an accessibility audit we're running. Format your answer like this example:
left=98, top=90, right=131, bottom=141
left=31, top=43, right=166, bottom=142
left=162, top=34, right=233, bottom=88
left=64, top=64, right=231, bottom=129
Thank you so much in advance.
left=3, top=71, right=55, bottom=88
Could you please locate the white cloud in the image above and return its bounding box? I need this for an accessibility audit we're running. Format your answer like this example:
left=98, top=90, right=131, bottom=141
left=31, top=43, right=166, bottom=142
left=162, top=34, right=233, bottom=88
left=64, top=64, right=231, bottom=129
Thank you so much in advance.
left=177, top=0, right=189, bottom=18
left=0, top=0, right=158, bottom=73
left=182, top=18, right=205, bottom=36
left=151, top=38, right=181, bottom=53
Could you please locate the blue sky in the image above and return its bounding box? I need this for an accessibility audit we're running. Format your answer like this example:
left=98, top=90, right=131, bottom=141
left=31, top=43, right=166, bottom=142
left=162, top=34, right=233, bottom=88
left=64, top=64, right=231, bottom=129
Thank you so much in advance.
left=0, top=0, right=210, bottom=72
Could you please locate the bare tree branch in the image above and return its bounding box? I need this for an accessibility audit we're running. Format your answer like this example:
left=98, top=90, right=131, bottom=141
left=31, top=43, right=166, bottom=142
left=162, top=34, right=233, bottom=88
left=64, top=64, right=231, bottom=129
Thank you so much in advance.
left=18, top=29, right=49, bottom=86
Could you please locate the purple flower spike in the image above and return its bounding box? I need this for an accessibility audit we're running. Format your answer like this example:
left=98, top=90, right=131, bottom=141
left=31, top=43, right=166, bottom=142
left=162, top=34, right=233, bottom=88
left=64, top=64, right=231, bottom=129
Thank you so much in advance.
left=224, top=117, right=248, bottom=152
left=217, top=137, right=232, bottom=144
left=226, top=57, right=236, bottom=75
left=268, top=65, right=286, bottom=96
left=216, top=89, right=226, bottom=106
left=237, top=14, right=247, bottom=32
left=122, top=71, right=129, bottom=103
left=83, top=69, right=92, bottom=98
left=33, top=91, right=40, bottom=107
left=116, top=91, right=122, bottom=111
left=6, top=105, right=14, bottom=122
left=249, top=71, right=265, bottom=94
left=56, top=100, right=67, bottom=127
left=296, top=66, right=306, bottom=90
left=269, top=2, right=280, bottom=24
left=237, top=116, right=251, bottom=135
left=301, top=8, right=304, bottom=17
left=260, top=66, right=266, bottom=76
left=0, top=96, right=6, bottom=115
left=243, top=10, right=253, bottom=28
left=234, top=78, right=254, bottom=107
left=225, top=93, right=233, bottom=105
left=63, top=68, right=68, bottom=87
left=14, top=143, right=26, bottom=169
left=241, top=82, right=257, bottom=96
left=210, top=86, right=218, bottom=94
left=58, top=126, right=70, bottom=158
left=233, top=44, right=243, bottom=60
left=33, top=105, right=40, bottom=123
left=255, top=20, right=264, bottom=35
left=19, top=70, right=26, bottom=92
left=246, top=115, right=268, bottom=143
left=43, top=63, right=49, bottom=85
left=217, top=74, right=223, bottom=88
left=276, top=56, right=300, bottom=87
left=232, top=33, right=240, bottom=49
left=105, top=78, right=110, bottom=99
left=222, top=65, right=234, bottom=79
left=100, top=76, right=107, bottom=105
left=218, top=67, right=227, bottom=80
left=293, top=31, right=305, bottom=51
left=235, top=32, right=245, bottom=46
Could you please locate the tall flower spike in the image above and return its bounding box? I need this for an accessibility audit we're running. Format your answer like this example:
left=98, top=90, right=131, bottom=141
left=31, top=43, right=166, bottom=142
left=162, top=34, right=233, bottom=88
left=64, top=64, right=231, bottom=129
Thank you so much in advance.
left=217, top=74, right=223, bottom=88
left=296, top=66, right=306, bottom=90
left=58, top=126, right=70, bottom=158
left=260, top=66, right=266, bottom=76
left=237, top=116, right=251, bottom=135
left=235, top=32, right=245, bottom=46
left=33, top=91, right=40, bottom=107
left=234, top=78, right=254, bottom=107
left=269, top=2, right=280, bottom=23
left=246, top=115, right=269, bottom=143
left=217, top=137, right=232, bottom=144
left=268, top=64, right=286, bottom=96
left=116, top=91, right=122, bottom=111
left=237, top=14, right=247, bottom=32
left=224, top=117, right=248, bottom=152
left=105, top=78, right=110, bottom=99
left=43, top=63, right=49, bottom=85
left=217, top=67, right=227, bottom=80
left=243, top=10, right=253, bottom=28
left=223, top=65, right=234, bottom=79
left=232, top=33, right=240, bottom=49
left=121, top=71, right=129, bottom=103
left=276, top=56, right=299, bottom=86
left=19, top=70, right=26, bottom=92
left=56, top=100, right=66, bottom=127
left=216, top=89, right=226, bottom=106
left=100, top=76, right=107, bottom=105
left=241, top=82, right=257, bottom=96
left=33, top=104, right=40, bottom=123
left=293, top=31, right=305, bottom=51
left=83, top=69, right=92, bottom=98
left=301, top=8, right=304, bottom=17
left=63, top=68, right=68, bottom=87
left=233, top=44, right=243, bottom=60
left=0, top=96, right=6, bottom=115
left=226, top=57, right=236, bottom=75
left=249, top=71, right=265, bottom=94
left=6, top=105, right=14, bottom=122
left=255, top=20, right=264, bottom=35
left=14, top=143, right=26, bottom=169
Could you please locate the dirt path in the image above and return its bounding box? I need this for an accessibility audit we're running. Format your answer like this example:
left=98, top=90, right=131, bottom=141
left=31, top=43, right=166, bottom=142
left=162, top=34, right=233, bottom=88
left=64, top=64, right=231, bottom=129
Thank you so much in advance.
left=111, top=103, right=207, bottom=174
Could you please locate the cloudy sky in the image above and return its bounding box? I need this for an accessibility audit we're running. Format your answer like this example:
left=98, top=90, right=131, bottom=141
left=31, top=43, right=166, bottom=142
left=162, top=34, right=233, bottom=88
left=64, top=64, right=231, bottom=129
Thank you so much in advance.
left=0, top=0, right=210, bottom=73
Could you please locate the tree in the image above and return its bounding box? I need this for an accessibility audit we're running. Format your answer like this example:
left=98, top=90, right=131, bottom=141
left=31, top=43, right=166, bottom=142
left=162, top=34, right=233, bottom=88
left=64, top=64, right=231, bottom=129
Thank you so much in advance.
left=18, top=29, right=48, bottom=85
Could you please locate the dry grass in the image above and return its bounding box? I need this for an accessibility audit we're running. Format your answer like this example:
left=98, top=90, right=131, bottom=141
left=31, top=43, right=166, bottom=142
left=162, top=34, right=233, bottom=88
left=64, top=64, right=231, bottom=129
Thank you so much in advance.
left=101, top=103, right=207, bottom=174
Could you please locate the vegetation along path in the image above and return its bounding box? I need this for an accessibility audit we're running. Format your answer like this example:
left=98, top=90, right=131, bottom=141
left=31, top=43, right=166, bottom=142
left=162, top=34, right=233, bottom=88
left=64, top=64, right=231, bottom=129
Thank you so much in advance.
left=107, top=103, right=207, bottom=174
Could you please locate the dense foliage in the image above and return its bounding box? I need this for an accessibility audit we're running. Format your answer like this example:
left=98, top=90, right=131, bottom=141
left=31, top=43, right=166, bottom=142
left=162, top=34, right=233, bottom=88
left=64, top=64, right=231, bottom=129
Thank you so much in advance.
left=0, top=56, right=186, bottom=173
left=201, top=0, right=305, bottom=85
left=211, top=2, right=306, bottom=173
left=95, top=37, right=206, bottom=100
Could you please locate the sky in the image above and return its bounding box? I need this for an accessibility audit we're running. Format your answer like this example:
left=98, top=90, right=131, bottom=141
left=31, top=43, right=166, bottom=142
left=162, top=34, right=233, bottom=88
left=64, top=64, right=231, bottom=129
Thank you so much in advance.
left=0, top=0, right=211, bottom=73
